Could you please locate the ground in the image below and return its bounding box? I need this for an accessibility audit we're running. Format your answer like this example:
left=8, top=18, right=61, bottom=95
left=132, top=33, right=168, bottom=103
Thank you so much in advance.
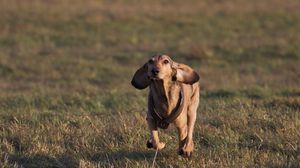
left=0, top=0, right=299, bottom=167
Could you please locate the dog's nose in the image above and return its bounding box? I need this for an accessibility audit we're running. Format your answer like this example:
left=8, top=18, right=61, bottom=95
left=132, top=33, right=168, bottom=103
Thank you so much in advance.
left=151, top=69, right=159, bottom=75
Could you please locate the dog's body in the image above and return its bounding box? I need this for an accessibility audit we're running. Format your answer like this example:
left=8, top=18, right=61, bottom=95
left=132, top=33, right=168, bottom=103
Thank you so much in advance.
left=131, top=55, right=200, bottom=157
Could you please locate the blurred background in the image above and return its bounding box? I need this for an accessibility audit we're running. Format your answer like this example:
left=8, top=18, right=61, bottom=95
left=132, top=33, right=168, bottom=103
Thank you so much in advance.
left=0, top=0, right=299, bottom=167
left=0, top=0, right=299, bottom=95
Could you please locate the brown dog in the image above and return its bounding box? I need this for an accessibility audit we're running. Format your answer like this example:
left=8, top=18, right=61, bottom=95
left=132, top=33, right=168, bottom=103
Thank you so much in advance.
left=131, top=54, right=200, bottom=157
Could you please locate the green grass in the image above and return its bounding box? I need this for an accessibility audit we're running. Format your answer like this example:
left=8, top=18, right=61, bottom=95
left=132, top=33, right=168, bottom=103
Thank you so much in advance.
left=0, top=0, right=299, bottom=167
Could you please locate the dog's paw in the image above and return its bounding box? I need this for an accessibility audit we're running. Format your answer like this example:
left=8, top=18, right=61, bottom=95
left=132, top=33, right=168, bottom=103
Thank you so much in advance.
left=155, top=142, right=166, bottom=150
left=177, top=148, right=193, bottom=158
left=146, top=140, right=165, bottom=150
left=177, top=140, right=194, bottom=158
left=146, top=140, right=153, bottom=148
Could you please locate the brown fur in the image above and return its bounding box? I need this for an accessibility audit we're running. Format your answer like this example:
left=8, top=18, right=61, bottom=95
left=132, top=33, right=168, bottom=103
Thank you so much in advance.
left=131, top=54, right=200, bottom=157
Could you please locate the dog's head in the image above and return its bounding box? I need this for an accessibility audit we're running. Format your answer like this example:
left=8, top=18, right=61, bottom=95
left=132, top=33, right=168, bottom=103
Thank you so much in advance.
left=131, top=54, right=200, bottom=89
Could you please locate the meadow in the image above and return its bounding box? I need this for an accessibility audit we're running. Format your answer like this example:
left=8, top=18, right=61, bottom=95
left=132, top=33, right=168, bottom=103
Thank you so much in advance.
left=0, top=0, right=299, bottom=167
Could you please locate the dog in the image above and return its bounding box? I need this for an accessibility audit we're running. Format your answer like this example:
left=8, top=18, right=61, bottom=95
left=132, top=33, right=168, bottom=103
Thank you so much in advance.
left=131, top=54, right=200, bottom=157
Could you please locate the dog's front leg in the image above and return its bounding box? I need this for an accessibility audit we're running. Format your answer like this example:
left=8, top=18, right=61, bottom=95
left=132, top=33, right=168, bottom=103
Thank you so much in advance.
left=180, top=95, right=199, bottom=158
left=176, top=124, right=187, bottom=152
left=176, top=101, right=198, bottom=157
left=176, top=118, right=194, bottom=157
left=146, top=116, right=165, bottom=150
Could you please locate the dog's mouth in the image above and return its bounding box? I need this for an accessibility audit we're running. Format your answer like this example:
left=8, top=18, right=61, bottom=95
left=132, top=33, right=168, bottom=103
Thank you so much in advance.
left=149, top=76, right=159, bottom=80
left=148, top=75, right=162, bottom=80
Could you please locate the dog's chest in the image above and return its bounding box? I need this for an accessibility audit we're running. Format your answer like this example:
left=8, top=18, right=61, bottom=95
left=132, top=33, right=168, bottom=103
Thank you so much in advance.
left=151, top=84, right=181, bottom=117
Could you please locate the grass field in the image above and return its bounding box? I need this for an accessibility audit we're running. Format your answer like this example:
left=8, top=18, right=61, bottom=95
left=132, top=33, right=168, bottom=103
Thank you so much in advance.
left=0, top=0, right=299, bottom=167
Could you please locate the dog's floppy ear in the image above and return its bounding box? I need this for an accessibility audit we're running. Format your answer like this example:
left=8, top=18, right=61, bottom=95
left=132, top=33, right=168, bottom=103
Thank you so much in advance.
left=131, top=63, right=151, bottom=89
left=172, top=62, right=200, bottom=84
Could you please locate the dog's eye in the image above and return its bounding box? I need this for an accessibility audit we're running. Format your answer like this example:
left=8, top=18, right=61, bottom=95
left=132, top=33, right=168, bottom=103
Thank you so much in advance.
left=163, top=60, right=169, bottom=64
left=148, top=59, right=154, bottom=64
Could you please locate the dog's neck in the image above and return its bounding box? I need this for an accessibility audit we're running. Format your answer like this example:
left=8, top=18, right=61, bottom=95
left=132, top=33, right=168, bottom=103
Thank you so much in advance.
left=150, top=79, right=181, bottom=117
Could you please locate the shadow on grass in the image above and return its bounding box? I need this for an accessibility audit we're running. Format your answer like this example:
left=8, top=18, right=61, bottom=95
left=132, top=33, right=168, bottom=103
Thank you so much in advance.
left=8, top=153, right=78, bottom=168
left=199, top=132, right=299, bottom=157
left=8, top=150, right=155, bottom=167
left=91, top=149, right=182, bottom=167
left=90, top=149, right=154, bottom=162
left=198, top=133, right=299, bottom=167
